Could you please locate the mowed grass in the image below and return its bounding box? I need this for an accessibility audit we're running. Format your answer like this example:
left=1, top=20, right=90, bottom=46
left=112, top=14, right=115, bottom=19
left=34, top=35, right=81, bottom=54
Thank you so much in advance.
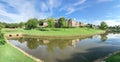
left=0, top=44, right=36, bottom=62
left=104, top=52, right=120, bottom=62
left=2, top=28, right=104, bottom=36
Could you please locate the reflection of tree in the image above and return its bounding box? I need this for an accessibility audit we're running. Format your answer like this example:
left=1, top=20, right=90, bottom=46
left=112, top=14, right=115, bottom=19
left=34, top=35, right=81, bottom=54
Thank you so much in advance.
left=100, top=33, right=108, bottom=42
left=18, top=37, right=25, bottom=43
left=87, top=36, right=93, bottom=39
left=25, top=38, right=39, bottom=49
left=46, top=39, right=72, bottom=52
left=21, top=36, right=94, bottom=51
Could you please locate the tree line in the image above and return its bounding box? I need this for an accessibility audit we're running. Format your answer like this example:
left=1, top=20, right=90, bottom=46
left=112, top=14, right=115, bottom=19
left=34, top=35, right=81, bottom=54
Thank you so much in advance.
left=0, top=17, right=108, bottom=30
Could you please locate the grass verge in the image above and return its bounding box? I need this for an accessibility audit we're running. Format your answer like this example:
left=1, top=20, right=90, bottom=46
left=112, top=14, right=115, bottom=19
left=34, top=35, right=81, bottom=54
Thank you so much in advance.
left=2, top=28, right=104, bottom=36
left=104, top=52, right=120, bottom=62
left=0, top=43, right=36, bottom=62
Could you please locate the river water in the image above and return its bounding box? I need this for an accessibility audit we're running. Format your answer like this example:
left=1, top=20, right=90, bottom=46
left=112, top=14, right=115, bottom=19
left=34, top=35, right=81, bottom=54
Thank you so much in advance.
left=8, top=33, right=120, bottom=62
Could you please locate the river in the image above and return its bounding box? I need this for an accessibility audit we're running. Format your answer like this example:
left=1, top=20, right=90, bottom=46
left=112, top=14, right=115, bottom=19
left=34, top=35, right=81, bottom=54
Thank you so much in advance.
left=8, top=33, right=120, bottom=62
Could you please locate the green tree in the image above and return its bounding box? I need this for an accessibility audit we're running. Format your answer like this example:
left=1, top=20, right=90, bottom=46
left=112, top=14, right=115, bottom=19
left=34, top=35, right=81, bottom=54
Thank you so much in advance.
left=19, top=22, right=25, bottom=28
left=100, top=21, right=108, bottom=30
left=38, top=19, right=44, bottom=26
left=0, top=24, right=6, bottom=45
left=0, top=24, right=4, bottom=30
left=25, top=18, right=38, bottom=29
left=58, top=17, right=67, bottom=28
left=47, top=18, right=55, bottom=28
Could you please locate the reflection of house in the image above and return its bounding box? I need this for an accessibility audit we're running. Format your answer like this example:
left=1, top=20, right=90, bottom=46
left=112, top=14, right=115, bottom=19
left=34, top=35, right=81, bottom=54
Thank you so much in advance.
left=43, top=40, right=50, bottom=44
left=71, top=39, right=80, bottom=47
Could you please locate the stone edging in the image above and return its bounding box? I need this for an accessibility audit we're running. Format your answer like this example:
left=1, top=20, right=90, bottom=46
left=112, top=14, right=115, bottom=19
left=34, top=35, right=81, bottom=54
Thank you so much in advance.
left=4, top=36, right=44, bottom=62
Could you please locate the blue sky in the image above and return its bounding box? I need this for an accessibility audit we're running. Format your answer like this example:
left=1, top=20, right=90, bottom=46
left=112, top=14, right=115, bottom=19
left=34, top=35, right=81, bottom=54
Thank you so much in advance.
left=0, top=0, right=120, bottom=26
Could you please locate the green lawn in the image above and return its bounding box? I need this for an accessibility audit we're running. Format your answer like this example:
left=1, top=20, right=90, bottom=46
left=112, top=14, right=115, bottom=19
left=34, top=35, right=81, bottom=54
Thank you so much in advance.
left=0, top=44, right=36, bottom=62
left=104, top=52, right=120, bottom=62
left=1, top=28, right=104, bottom=36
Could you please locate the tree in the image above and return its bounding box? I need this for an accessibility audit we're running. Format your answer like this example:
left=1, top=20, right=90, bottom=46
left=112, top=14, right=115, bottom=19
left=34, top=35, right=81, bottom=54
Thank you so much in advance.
left=0, top=24, right=5, bottom=45
left=38, top=19, right=44, bottom=26
left=58, top=17, right=67, bottom=28
left=0, top=24, right=4, bottom=30
left=19, top=22, right=25, bottom=28
left=100, top=21, right=108, bottom=30
left=47, top=18, right=55, bottom=28
left=25, top=18, right=38, bottom=29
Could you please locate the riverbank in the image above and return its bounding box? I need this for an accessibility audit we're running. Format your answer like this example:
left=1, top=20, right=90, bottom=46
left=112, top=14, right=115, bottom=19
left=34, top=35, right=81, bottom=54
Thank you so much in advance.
left=104, top=51, right=120, bottom=62
left=2, top=28, right=105, bottom=36
left=1, top=28, right=105, bottom=62
left=0, top=43, right=36, bottom=62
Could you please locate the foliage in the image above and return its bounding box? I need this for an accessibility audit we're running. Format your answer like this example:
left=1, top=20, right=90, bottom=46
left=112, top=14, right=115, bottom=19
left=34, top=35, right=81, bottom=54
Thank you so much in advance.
left=47, top=18, right=55, bottom=28
left=100, top=21, right=108, bottom=30
left=25, top=18, right=38, bottom=29
left=39, top=28, right=49, bottom=31
left=0, top=24, right=5, bottom=30
left=86, top=24, right=93, bottom=28
left=58, top=17, right=67, bottom=28
left=19, top=22, right=25, bottom=28
left=0, top=31, right=6, bottom=45
left=38, top=19, right=44, bottom=26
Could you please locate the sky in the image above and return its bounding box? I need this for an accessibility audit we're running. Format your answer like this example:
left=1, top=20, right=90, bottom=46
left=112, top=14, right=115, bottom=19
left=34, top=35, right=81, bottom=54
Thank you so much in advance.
left=0, top=0, right=120, bottom=26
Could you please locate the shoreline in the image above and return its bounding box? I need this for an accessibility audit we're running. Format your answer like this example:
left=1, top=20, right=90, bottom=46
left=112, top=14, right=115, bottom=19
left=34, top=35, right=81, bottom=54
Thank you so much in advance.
left=94, top=51, right=120, bottom=62
left=4, top=36, right=44, bottom=62
left=5, top=31, right=106, bottom=39
left=4, top=31, right=105, bottom=62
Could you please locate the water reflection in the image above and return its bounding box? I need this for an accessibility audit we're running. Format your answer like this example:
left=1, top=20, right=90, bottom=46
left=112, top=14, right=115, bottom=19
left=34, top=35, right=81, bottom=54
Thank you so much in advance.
left=14, top=37, right=84, bottom=51
left=100, top=33, right=108, bottom=42
left=8, top=33, right=120, bottom=62
left=8, top=33, right=110, bottom=51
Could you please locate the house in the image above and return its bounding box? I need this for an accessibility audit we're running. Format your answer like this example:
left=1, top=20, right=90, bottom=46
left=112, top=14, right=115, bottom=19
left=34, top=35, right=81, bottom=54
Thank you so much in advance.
left=79, top=22, right=86, bottom=27
left=39, top=18, right=86, bottom=28
left=68, top=18, right=80, bottom=27
left=42, top=21, right=48, bottom=27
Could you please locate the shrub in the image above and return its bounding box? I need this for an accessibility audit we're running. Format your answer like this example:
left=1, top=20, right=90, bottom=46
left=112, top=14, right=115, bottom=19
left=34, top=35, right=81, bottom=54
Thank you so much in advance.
left=0, top=38, right=6, bottom=45
left=39, top=28, right=49, bottom=31
left=0, top=32, right=6, bottom=45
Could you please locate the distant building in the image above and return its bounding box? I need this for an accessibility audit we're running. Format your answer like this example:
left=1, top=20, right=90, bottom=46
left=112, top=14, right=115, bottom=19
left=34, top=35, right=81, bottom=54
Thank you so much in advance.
left=79, top=22, right=86, bottom=27
left=42, top=21, right=48, bottom=27
left=38, top=18, right=87, bottom=28
left=68, top=18, right=80, bottom=27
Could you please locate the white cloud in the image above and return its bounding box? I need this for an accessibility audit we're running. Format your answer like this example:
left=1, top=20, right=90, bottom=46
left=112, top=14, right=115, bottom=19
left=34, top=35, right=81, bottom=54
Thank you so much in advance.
left=60, top=0, right=87, bottom=15
left=40, top=2, right=49, bottom=12
left=74, top=0, right=86, bottom=6
left=93, top=19, right=120, bottom=26
left=65, top=7, right=75, bottom=15
left=0, top=0, right=62, bottom=23
left=97, top=0, right=113, bottom=3
left=114, top=5, right=120, bottom=8
left=48, top=0, right=62, bottom=14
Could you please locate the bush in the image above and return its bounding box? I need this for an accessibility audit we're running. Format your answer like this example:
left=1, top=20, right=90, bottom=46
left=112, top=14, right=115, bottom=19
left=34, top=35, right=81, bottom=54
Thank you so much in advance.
left=0, top=38, right=6, bottom=45
left=0, top=32, right=6, bottom=45
left=51, top=28, right=61, bottom=31
left=39, top=28, right=49, bottom=31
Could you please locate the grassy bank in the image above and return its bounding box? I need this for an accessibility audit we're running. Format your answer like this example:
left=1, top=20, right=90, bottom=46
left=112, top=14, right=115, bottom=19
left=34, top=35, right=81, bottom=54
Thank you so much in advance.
left=104, top=52, right=120, bottom=62
left=0, top=43, right=36, bottom=62
left=2, top=28, right=104, bottom=36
